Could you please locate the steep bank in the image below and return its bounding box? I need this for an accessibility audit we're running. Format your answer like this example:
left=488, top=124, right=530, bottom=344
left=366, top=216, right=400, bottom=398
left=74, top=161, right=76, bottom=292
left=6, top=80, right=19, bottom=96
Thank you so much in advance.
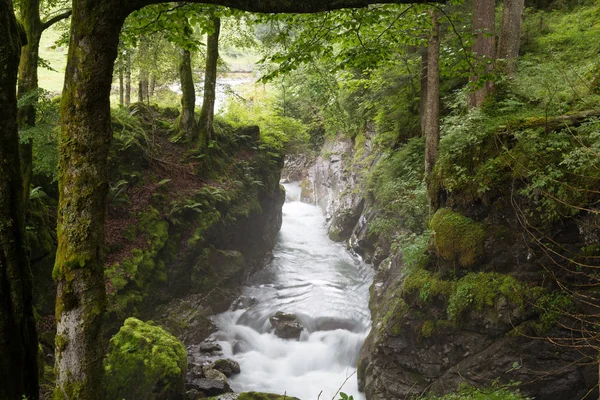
left=298, top=118, right=599, bottom=399
left=31, top=105, right=285, bottom=379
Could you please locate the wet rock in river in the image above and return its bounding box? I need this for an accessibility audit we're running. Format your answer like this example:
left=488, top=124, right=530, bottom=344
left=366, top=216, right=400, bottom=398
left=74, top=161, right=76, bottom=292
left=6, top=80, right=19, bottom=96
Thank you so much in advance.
left=211, top=359, right=241, bottom=377
left=269, top=311, right=304, bottom=340
left=199, top=341, right=222, bottom=354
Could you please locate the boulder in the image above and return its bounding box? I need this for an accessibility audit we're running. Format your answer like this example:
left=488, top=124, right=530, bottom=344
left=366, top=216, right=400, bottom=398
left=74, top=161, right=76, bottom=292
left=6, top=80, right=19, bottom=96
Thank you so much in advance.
left=269, top=311, right=304, bottom=340
left=104, top=318, right=187, bottom=400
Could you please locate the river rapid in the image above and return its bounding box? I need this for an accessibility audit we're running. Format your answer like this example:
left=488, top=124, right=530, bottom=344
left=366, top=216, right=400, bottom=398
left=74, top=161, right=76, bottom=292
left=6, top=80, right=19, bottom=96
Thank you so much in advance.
left=212, top=183, right=374, bottom=400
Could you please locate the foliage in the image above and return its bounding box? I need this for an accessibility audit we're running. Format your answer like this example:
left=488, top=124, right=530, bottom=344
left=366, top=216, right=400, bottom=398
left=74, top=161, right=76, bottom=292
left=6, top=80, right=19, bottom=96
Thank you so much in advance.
left=104, top=318, right=187, bottom=400
left=368, top=137, right=428, bottom=240
left=219, top=92, right=309, bottom=154
left=18, top=89, right=60, bottom=180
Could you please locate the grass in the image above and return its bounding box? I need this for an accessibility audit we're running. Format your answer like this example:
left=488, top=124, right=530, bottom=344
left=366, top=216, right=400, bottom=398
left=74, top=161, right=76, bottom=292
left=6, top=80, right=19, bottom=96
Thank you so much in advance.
left=38, top=24, right=68, bottom=94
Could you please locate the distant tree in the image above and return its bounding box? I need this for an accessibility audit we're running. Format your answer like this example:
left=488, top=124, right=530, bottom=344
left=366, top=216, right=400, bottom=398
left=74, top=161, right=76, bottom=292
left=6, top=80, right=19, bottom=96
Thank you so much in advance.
left=198, top=15, right=221, bottom=144
left=497, top=0, right=525, bottom=76
left=467, top=0, right=495, bottom=108
left=17, top=0, right=71, bottom=204
left=424, top=7, right=440, bottom=210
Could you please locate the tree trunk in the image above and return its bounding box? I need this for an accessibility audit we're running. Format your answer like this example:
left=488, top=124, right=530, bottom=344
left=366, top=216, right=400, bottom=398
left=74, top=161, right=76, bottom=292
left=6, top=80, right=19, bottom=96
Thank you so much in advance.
left=179, top=48, right=199, bottom=143
left=497, top=0, right=524, bottom=76
left=119, top=66, right=124, bottom=106
left=424, top=8, right=440, bottom=211
left=138, top=69, right=147, bottom=103
left=125, top=52, right=131, bottom=107
left=17, top=0, right=41, bottom=207
left=467, top=0, right=496, bottom=108
left=149, top=74, right=156, bottom=97
left=420, top=46, right=428, bottom=136
left=53, top=2, right=125, bottom=398
left=198, top=16, right=221, bottom=143
left=0, top=2, right=39, bottom=399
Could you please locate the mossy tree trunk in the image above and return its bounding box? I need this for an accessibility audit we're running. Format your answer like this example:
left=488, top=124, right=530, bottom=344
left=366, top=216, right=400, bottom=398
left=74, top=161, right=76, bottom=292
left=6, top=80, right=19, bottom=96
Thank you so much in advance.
left=179, top=47, right=199, bottom=143
left=497, top=0, right=524, bottom=76
left=198, top=16, right=221, bottom=144
left=17, top=0, right=71, bottom=206
left=0, top=1, right=39, bottom=399
left=424, top=8, right=440, bottom=211
left=52, top=0, right=434, bottom=398
left=53, top=1, right=126, bottom=398
left=467, top=0, right=496, bottom=108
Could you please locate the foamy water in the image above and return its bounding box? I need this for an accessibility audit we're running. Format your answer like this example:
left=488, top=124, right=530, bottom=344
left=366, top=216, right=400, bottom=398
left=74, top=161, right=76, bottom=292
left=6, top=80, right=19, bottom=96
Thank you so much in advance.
left=212, top=183, right=373, bottom=400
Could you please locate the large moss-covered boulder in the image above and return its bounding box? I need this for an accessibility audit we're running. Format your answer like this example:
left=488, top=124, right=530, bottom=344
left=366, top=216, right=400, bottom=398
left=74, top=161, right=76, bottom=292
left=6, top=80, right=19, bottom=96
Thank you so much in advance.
left=105, top=317, right=187, bottom=400
left=430, top=208, right=485, bottom=268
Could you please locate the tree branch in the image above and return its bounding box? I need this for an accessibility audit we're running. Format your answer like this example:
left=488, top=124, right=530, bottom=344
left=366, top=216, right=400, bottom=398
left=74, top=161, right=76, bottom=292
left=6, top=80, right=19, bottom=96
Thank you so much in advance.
left=41, top=9, right=72, bottom=31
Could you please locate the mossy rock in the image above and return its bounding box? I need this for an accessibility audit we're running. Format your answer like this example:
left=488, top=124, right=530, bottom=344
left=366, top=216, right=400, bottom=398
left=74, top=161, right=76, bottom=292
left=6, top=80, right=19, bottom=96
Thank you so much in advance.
left=207, top=392, right=300, bottom=400
left=104, top=317, right=187, bottom=400
left=430, top=208, right=485, bottom=268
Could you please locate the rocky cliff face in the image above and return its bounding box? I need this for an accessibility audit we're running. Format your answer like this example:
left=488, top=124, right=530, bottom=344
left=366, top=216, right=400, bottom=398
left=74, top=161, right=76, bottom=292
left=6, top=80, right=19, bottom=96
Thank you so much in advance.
left=301, top=134, right=597, bottom=400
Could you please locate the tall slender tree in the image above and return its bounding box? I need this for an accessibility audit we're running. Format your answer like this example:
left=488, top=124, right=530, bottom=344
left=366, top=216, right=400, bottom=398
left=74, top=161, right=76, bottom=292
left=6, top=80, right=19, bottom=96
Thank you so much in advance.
left=198, top=15, right=221, bottom=143
left=179, top=46, right=199, bottom=142
left=424, top=7, right=440, bottom=210
left=467, top=0, right=495, bottom=108
left=0, top=1, right=39, bottom=399
left=17, top=0, right=71, bottom=205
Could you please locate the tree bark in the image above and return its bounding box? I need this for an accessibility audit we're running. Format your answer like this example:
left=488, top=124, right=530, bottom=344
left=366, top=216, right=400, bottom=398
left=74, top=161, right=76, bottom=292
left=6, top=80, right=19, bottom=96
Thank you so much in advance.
left=0, top=1, right=39, bottom=399
left=179, top=47, right=199, bottom=143
left=198, top=16, right=221, bottom=143
left=424, top=8, right=440, bottom=211
left=53, top=2, right=126, bottom=398
left=467, top=0, right=496, bottom=108
left=497, top=0, right=524, bottom=76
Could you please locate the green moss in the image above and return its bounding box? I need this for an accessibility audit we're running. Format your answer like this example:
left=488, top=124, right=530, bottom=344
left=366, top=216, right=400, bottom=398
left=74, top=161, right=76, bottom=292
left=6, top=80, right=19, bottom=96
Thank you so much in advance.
left=447, top=272, right=527, bottom=321
left=403, top=268, right=454, bottom=303
left=105, top=207, right=169, bottom=316
left=430, top=209, right=485, bottom=268
left=421, top=320, right=435, bottom=338
left=55, top=334, right=68, bottom=352
left=104, top=317, right=187, bottom=400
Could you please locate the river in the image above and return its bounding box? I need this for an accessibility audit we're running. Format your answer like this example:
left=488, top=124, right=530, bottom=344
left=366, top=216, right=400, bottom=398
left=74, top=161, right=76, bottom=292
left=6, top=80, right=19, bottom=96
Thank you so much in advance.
left=212, top=183, right=373, bottom=400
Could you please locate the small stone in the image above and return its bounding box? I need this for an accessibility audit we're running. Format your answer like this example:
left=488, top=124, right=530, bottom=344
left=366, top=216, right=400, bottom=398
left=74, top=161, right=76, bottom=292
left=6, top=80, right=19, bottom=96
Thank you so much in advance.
left=211, top=359, right=241, bottom=377
left=199, top=341, right=222, bottom=353
left=190, top=378, right=232, bottom=396
left=203, top=367, right=227, bottom=382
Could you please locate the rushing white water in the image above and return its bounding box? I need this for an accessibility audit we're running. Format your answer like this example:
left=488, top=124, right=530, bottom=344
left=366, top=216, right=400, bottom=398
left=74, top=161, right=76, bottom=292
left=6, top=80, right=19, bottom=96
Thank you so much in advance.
left=213, top=183, right=373, bottom=400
